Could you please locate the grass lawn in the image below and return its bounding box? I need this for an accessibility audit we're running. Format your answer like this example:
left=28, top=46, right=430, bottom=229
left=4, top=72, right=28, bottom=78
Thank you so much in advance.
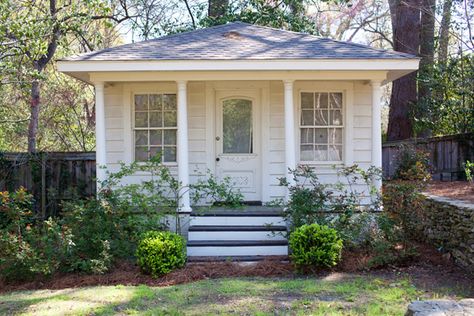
left=0, top=274, right=467, bottom=316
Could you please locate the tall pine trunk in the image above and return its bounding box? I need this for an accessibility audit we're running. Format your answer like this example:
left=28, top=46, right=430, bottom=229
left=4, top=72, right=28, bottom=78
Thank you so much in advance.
left=387, top=0, right=421, bottom=141
left=417, top=0, right=436, bottom=137
left=438, top=0, right=452, bottom=65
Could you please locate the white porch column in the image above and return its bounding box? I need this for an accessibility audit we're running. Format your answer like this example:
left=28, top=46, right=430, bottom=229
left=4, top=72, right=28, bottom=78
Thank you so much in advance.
left=283, top=80, right=297, bottom=188
left=371, top=80, right=383, bottom=191
left=177, top=80, right=191, bottom=212
left=94, top=82, right=107, bottom=189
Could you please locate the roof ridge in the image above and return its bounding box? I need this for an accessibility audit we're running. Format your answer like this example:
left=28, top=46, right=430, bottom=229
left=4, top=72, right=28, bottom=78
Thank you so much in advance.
left=234, top=22, right=415, bottom=59
left=60, top=21, right=419, bottom=61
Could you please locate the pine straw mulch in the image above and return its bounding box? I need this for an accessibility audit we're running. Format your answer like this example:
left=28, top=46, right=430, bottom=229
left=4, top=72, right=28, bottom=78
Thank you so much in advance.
left=0, top=259, right=294, bottom=293
left=1, top=244, right=473, bottom=295
left=425, top=181, right=474, bottom=203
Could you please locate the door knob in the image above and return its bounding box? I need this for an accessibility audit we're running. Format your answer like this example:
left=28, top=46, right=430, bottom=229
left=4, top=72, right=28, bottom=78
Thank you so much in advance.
left=216, top=157, right=220, bottom=162
left=216, top=136, right=220, bottom=141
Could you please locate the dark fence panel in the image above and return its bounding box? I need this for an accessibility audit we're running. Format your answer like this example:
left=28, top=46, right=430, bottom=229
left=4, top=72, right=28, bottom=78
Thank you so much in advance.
left=382, top=133, right=474, bottom=180
left=0, top=152, right=96, bottom=217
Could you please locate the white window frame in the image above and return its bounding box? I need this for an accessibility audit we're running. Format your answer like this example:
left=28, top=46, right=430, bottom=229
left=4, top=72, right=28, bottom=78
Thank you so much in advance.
left=297, top=90, right=346, bottom=165
left=132, top=91, right=178, bottom=165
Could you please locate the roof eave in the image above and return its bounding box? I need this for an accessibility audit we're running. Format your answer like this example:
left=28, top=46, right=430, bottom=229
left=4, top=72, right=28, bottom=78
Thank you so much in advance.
left=57, top=58, right=419, bottom=84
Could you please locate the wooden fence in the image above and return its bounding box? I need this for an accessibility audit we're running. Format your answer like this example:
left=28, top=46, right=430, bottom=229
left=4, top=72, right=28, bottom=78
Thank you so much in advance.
left=382, top=133, right=474, bottom=180
left=0, top=152, right=96, bottom=218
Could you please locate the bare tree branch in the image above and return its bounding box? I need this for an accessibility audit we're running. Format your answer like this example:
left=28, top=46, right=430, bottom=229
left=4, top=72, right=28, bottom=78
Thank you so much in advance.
left=183, top=0, right=196, bottom=29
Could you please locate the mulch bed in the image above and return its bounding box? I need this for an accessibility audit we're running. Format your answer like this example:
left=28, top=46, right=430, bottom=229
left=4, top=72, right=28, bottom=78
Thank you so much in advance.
left=2, top=243, right=473, bottom=295
left=425, top=181, right=474, bottom=203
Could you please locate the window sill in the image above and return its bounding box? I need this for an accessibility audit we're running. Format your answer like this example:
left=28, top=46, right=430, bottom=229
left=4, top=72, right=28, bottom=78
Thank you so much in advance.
left=298, top=161, right=344, bottom=167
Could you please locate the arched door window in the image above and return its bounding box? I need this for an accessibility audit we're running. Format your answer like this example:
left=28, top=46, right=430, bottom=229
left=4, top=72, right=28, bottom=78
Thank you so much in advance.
left=222, top=99, right=253, bottom=154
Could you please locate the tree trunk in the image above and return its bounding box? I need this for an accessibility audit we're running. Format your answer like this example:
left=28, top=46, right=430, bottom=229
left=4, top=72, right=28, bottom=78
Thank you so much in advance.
left=438, top=0, right=452, bottom=65
left=420, top=0, right=436, bottom=67
left=417, top=0, right=436, bottom=137
left=28, top=79, right=41, bottom=152
left=387, top=0, right=421, bottom=141
left=208, top=0, right=228, bottom=18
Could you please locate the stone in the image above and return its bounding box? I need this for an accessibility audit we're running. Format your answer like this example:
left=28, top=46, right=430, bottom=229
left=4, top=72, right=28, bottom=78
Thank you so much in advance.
left=406, top=299, right=474, bottom=316
left=419, top=195, right=474, bottom=274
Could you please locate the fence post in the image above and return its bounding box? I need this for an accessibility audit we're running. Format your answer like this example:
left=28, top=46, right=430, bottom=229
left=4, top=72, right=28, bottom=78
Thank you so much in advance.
left=41, top=154, right=46, bottom=219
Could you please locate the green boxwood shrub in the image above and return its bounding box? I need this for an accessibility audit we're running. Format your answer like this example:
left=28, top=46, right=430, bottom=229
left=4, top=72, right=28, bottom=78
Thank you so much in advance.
left=136, top=230, right=186, bottom=277
left=289, top=224, right=343, bottom=268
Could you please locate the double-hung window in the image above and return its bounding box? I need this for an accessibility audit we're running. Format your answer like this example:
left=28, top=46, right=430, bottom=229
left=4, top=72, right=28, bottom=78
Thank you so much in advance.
left=133, top=93, right=177, bottom=162
left=300, top=92, right=344, bottom=162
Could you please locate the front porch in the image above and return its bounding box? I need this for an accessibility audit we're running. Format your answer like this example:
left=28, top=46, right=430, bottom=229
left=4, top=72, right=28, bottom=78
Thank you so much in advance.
left=91, top=78, right=385, bottom=211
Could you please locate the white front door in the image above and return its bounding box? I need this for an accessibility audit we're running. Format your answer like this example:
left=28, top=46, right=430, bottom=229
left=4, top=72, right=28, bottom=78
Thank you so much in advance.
left=215, top=90, right=261, bottom=202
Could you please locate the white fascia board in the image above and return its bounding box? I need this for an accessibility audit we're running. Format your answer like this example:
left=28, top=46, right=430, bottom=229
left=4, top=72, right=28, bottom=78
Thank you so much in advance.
left=57, top=59, right=420, bottom=73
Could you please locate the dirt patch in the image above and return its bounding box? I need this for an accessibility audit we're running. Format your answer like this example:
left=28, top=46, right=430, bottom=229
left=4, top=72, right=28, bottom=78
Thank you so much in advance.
left=374, top=246, right=474, bottom=296
left=425, top=181, right=474, bottom=203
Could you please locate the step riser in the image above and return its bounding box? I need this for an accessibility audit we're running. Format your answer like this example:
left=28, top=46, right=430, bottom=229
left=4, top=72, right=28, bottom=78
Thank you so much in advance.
left=189, top=216, right=286, bottom=226
left=187, top=246, right=288, bottom=257
left=188, top=231, right=286, bottom=241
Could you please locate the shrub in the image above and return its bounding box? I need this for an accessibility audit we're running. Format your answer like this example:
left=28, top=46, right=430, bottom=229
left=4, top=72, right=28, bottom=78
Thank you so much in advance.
left=383, top=181, right=426, bottom=241
left=464, top=160, right=474, bottom=183
left=0, top=188, right=72, bottom=281
left=278, top=164, right=381, bottom=236
left=136, top=230, right=186, bottom=277
left=289, top=224, right=343, bottom=268
left=393, top=143, right=431, bottom=182
left=60, top=196, right=165, bottom=274
left=277, top=164, right=421, bottom=269
left=102, top=155, right=243, bottom=233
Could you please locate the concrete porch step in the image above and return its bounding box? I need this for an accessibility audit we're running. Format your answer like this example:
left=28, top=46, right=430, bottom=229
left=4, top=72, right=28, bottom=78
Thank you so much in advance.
left=188, top=225, right=287, bottom=241
left=191, top=206, right=284, bottom=217
left=188, top=240, right=288, bottom=246
left=187, top=240, right=288, bottom=257
left=187, top=255, right=289, bottom=262
left=188, top=225, right=287, bottom=231
left=189, top=215, right=286, bottom=226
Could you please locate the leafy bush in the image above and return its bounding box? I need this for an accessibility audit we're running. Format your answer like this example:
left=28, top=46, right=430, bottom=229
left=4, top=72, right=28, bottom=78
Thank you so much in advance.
left=278, top=164, right=381, bottom=236
left=383, top=181, right=426, bottom=241
left=464, top=160, right=474, bottom=183
left=277, top=164, right=421, bottom=269
left=136, top=230, right=186, bottom=277
left=289, top=224, right=343, bottom=268
left=0, top=155, right=243, bottom=281
left=60, top=194, right=166, bottom=274
left=393, top=143, right=431, bottom=182
left=191, top=170, right=244, bottom=208
left=102, top=155, right=243, bottom=233
left=0, top=188, right=72, bottom=281
left=278, top=165, right=332, bottom=230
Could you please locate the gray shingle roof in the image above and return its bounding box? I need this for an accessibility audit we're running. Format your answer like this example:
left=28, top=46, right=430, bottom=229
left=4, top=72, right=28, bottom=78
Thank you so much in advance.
left=64, top=22, right=414, bottom=61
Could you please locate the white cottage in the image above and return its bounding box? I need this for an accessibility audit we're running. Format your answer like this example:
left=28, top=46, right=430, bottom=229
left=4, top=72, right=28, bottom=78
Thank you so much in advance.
left=58, top=22, right=419, bottom=258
